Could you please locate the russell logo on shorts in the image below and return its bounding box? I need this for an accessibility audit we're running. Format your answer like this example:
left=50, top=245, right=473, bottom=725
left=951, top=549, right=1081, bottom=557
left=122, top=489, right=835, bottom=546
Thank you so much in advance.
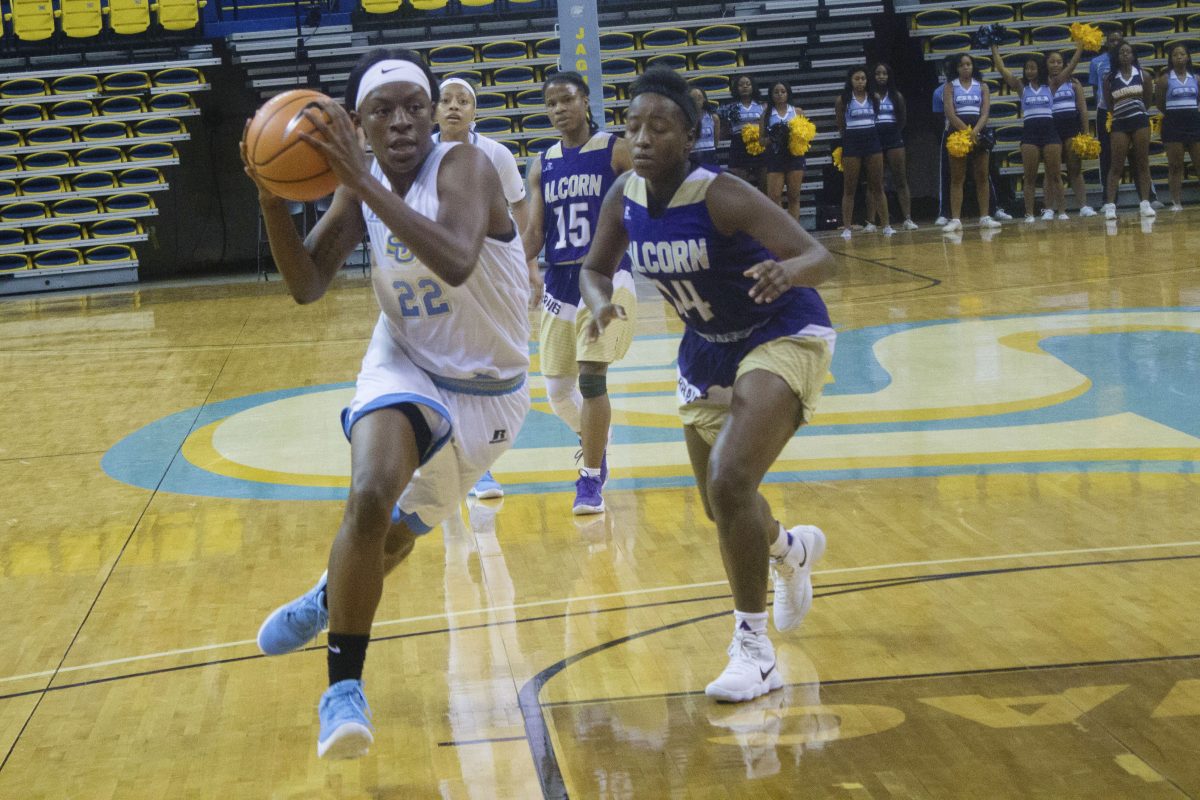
left=490, top=429, right=508, bottom=444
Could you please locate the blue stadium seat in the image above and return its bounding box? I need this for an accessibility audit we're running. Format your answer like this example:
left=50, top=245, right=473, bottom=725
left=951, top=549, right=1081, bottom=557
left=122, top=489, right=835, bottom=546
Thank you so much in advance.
left=1076, top=0, right=1123, bottom=15
left=0, top=202, right=48, bottom=223
left=970, top=5, right=1016, bottom=24
left=117, top=167, right=163, bottom=187
left=1003, top=50, right=1040, bottom=69
left=1133, top=16, right=1177, bottom=36
left=913, top=8, right=962, bottom=28
left=85, top=244, right=135, bottom=264
left=73, top=171, right=118, bottom=191
left=474, top=91, right=508, bottom=110
left=153, top=67, right=204, bottom=88
left=0, top=155, right=21, bottom=174
left=52, top=196, right=101, bottom=216
left=80, top=122, right=130, bottom=142
left=603, top=84, right=621, bottom=101
left=1132, top=0, right=1176, bottom=10
left=514, top=89, right=541, bottom=108
left=35, top=222, right=85, bottom=243
left=104, top=192, right=154, bottom=212
left=496, top=139, right=521, bottom=157
left=51, top=99, right=95, bottom=119
left=492, top=65, right=534, bottom=85
left=601, top=58, right=638, bottom=78
left=135, top=117, right=185, bottom=136
left=0, top=180, right=16, bottom=200
left=51, top=74, right=100, bottom=95
left=599, top=32, right=635, bottom=52
left=429, top=44, right=476, bottom=66
left=1164, top=36, right=1200, bottom=54
left=0, top=77, right=47, bottom=99
left=75, top=146, right=125, bottom=167
left=0, top=131, right=23, bottom=149
left=519, top=113, right=553, bottom=132
left=996, top=124, right=1023, bottom=145
left=22, top=151, right=72, bottom=171
left=1030, top=24, right=1072, bottom=44
left=929, top=33, right=973, bottom=53
left=687, top=73, right=729, bottom=93
left=0, top=228, right=27, bottom=247
left=695, top=50, right=739, bottom=70
left=525, top=136, right=557, bottom=156
left=642, top=27, right=690, bottom=49
left=20, top=175, right=65, bottom=195
left=127, top=142, right=177, bottom=161
left=533, top=38, right=559, bottom=58
left=89, top=218, right=141, bottom=237
left=103, top=72, right=151, bottom=93
left=694, top=24, right=744, bottom=44
left=0, top=254, right=30, bottom=272
left=443, top=69, right=483, bottom=85
left=990, top=100, right=1019, bottom=120
left=99, top=96, right=145, bottom=116
left=1187, top=13, right=1200, bottom=30
left=148, top=93, right=195, bottom=113
left=646, top=53, right=688, bottom=71
left=481, top=40, right=527, bottom=61
left=1, top=104, right=46, bottom=124
left=1020, top=0, right=1068, bottom=19
left=33, top=249, right=84, bottom=269
left=474, top=116, right=513, bottom=135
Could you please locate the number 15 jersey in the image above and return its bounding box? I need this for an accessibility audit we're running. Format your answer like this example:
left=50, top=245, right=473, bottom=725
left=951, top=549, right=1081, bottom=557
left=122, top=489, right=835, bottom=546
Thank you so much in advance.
left=540, top=131, right=631, bottom=307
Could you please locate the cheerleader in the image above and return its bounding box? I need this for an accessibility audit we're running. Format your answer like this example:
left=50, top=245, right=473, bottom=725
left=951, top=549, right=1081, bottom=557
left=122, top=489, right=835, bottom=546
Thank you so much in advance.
left=992, top=42, right=1083, bottom=223
left=762, top=80, right=806, bottom=221
left=721, top=75, right=765, bottom=187
left=943, top=53, right=1000, bottom=232
left=1048, top=48, right=1095, bottom=216
left=1155, top=44, right=1200, bottom=211
left=1102, top=41, right=1156, bottom=219
left=870, top=63, right=917, bottom=229
left=690, top=86, right=722, bottom=168
left=835, top=66, right=891, bottom=239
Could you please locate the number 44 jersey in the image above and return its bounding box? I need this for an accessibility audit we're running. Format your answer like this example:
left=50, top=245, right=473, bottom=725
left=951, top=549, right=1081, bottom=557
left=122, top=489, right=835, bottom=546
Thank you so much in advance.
left=363, top=142, right=531, bottom=386
left=622, top=167, right=834, bottom=397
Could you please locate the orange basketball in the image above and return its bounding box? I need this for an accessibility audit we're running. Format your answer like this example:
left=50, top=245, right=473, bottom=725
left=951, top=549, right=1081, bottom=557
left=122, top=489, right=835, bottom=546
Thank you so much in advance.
left=245, top=89, right=340, bottom=202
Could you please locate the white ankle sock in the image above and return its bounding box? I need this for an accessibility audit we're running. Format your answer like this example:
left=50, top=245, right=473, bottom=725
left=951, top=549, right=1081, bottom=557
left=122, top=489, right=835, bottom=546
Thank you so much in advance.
left=768, top=523, right=791, bottom=558
left=580, top=467, right=601, bottom=479
left=733, top=610, right=768, bottom=635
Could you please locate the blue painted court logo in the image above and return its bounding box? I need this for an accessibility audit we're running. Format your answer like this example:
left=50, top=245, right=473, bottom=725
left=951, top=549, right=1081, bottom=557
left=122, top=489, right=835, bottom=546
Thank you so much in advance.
left=101, top=308, right=1200, bottom=500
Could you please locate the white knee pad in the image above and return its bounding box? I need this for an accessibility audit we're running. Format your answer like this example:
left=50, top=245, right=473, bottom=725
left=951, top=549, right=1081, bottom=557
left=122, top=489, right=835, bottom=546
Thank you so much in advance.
left=545, top=375, right=583, bottom=434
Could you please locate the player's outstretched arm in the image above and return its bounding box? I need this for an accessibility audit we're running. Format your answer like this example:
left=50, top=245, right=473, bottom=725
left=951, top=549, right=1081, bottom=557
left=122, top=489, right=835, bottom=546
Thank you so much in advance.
left=580, top=173, right=633, bottom=341
left=522, top=155, right=545, bottom=264
left=240, top=121, right=364, bottom=305
left=708, top=172, right=836, bottom=304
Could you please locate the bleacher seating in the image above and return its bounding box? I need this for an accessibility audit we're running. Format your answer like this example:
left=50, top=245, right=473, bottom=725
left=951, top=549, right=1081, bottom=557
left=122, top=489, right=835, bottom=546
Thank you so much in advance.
left=0, top=55, right=213, bottom=294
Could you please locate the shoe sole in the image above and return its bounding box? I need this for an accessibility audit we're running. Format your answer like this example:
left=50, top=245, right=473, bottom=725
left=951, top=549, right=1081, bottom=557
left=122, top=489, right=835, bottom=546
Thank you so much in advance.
left=573, top=502, right=605, bottom=515
left=774, top=526, right=826, bottom=632
left=317, top=723, right=373, bottom=759
left=705, top=670, right=784, bottom=703
left=471, top=488, right=504, bottom=499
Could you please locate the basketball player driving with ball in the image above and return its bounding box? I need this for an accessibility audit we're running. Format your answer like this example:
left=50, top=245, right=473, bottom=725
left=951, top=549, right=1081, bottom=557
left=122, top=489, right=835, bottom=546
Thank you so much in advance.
left=239, top=47, right=531, bottom=760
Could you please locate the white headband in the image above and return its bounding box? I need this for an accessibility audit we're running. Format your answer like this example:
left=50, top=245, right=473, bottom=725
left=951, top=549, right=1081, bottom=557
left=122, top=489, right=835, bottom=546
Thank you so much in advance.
left=355, top=59, right=431, bottom=109
left=439, top=77, right=476, bottom=100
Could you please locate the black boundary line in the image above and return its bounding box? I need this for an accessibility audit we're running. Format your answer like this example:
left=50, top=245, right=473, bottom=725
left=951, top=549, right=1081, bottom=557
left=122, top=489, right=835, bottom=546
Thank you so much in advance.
left=515, top=550, right=1200, bottom=800
left=437, top=736, right=527, bottom=748
left=0, top=315, right=251, bottom=774
left=828, top=250, right=943, bottom=294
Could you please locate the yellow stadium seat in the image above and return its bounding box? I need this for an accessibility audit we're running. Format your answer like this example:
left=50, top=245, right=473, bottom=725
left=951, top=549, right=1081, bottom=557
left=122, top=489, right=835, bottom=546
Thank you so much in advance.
left=73, top=171, right=118, bottom=191
left=33, top=249, right=84, bottom=269
left=0, top=254, right=31, bottom=273
left=913, top=8, right=962, bottom=28
left=480, top=40, right=527, bottom=61
left=0, top=77, right=47, bottom=99
left=361, top=0, right=400, bottom=11
left=107, top=0, right=150, bottom=34
left=0, top=202, right=48, bottom=223
left=642, top=27, right=690, bottom=49
left=104, top=192, right=154, bottom=213
left=533, top=37, right=558, bottom=58
left=147, top=93, right=194, bottom=113
left=99, top=96, right=145, bottom=116
left=0, top=104, right=46, bottom=124
left=6, top=0, right=58, bottom=41
left=60, top=0, right=103, bottom=37
left=75, top=146, right=125, bottom=167
left=19, top=176, right=66, bottom=195
left=80, top=121, right=131, bottom=141
left=51, top=74, right=100, bottom=95
left=117, top=167, right=163, bottom=187
left=459, top=0, right=494, bottom=6
left=694, top=50, right=739, bottom=70
left=409, top=0, right=448, bottom=9
left=90, top=218, right=142, bottom=237
left=22, top=151, right=73, bottom=172
left=35, top=222, right=85, bottom=243
left=647, top=53, right=688, bottom=71
left=429, top=44, right=476, bottom=65
left=85, top=244, right=136, bottom=264
left=153, top=67, right=204, bottom=88
left=695, top=24, right=744, bottom=45
left=599, top=32, right=635, bottom=52
left=103, top=72, right=150, bottom=93
left=155, top=0, right=205, bottom=31
left=51, top=99, right=95, bottom=119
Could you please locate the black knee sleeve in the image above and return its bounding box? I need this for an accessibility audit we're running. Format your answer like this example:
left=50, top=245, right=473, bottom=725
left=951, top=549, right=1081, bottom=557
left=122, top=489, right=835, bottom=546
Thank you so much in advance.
left=578, top=373, right=607, bottom=399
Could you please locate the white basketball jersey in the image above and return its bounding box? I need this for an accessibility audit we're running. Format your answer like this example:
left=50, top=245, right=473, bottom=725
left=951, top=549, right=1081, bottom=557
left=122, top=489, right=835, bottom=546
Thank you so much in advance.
left=363, top=142, right=530, bottom=389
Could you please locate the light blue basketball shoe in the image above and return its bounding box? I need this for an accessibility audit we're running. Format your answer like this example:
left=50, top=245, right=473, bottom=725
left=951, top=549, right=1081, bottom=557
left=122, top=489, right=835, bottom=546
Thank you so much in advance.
left=317, top=679, right=374, bottom=759
left=470, top=470, right=504, bottom=499
left=256, top=572, right=328, bottom=655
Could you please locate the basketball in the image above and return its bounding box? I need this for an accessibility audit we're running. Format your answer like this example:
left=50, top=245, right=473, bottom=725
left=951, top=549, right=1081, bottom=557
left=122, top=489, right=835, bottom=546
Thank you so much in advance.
left=245, top=89, right=340, bottom=202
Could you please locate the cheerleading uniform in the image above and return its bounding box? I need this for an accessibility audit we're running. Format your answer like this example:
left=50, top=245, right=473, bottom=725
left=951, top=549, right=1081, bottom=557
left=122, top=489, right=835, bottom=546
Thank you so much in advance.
left=948, top=78, right=985, bottom=157
left=765, top=105, right=807, bottom=173
left=1052, top=80, right=1083, bottom=141
left=1108, top=67, right=1150, bottom=135
left=1020, top=83, right=1059, bottom=147
left=1161, top=69, right=1200, bottom=145
left=725, top=100, right=765, bottom=169
left=876, top=91, right=905, bottom=151
left=842, top=94, right=882, bottom=158
left=692, top=111, right=720, bottom=167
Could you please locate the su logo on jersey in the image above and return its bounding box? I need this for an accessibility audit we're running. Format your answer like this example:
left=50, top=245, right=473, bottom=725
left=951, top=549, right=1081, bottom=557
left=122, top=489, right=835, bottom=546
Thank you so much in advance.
left=386, top=234, right=415, bottom=264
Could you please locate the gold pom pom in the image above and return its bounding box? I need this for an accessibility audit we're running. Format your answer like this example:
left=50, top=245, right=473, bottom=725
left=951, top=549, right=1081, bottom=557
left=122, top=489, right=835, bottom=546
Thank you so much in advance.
left=1069, top=22, right=1104, bottom=53
left=741, top=124, right=765, bottom=156
left=788, top=114, right=817, bottom=157
left=946, top=128, right=975, bottom=158
left=832, top=146, right=843, bottom=172
left=1150, top=113, right=1163, bottom=136
left=1070, top=133, right=1101, bottom=159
